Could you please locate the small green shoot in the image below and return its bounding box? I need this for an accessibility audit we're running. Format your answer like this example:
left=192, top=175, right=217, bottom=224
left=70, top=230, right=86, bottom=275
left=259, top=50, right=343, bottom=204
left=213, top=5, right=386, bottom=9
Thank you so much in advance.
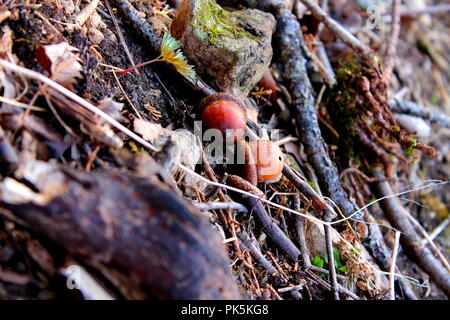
left=118, top=32, right=195, bottom=79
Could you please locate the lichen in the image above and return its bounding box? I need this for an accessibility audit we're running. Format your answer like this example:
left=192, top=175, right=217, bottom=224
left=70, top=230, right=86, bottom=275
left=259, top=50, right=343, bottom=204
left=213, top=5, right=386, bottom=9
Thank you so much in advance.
left=191, top=0, right=258, bottom=45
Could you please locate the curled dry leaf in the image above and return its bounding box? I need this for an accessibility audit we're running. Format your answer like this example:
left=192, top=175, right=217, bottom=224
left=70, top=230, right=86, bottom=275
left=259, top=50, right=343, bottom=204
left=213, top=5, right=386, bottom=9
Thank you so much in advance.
left=35, top=42, right=82, bottom=88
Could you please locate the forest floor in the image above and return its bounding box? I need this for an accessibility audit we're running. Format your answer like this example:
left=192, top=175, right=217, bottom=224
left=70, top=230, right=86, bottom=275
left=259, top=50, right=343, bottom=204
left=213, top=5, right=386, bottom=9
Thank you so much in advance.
left=0, top=0, right=449, bottom=300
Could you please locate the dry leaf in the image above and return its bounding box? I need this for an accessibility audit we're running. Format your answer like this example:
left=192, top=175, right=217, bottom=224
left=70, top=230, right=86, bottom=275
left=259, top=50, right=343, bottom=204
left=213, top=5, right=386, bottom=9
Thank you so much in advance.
left=97, top=97, right=125, bottom=122
left=133, top=119, right=165, bottom=142
left=35, top=42, right=82, bottom=88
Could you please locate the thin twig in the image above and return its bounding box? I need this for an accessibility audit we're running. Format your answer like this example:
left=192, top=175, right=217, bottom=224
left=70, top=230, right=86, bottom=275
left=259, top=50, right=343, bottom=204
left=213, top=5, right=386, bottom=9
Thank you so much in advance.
left=390, top=99, right=450, bottom=128
left=324, top=223, right=339, bottom=300
left=298, top=0, right=374, bottom=62
left=193, top=201, right=249, bottom=214
left=383, top=0, right=401, bottom=85
left=0, top=59, right=159, bottom=152
left=104, top=0, right=140, bottom=75
left=111, top=71, right=142, bottom=119
left=427, top=218, right=450, bottom=242
left=405, top=211, right=450, bottom=273
left=0, top=96, right=46, bottom=112
left=238, top=230, right=278, bottom=276
left=390, top=231, right=401, bottom=300
left=372, top=170, right=450, bottom=297
left=293, top=195, right=310, bottom=268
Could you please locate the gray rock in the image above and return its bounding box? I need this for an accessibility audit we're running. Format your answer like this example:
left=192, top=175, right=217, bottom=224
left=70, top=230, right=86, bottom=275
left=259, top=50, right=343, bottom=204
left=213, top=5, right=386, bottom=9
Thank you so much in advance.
left=171, top=0, right=275, bottom=98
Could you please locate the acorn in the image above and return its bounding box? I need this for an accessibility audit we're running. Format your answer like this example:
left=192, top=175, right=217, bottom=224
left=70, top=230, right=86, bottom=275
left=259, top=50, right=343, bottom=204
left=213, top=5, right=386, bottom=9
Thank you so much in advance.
left=198, top=93, right=247, bottom=142
left=248, top=139, right=285, bottom=183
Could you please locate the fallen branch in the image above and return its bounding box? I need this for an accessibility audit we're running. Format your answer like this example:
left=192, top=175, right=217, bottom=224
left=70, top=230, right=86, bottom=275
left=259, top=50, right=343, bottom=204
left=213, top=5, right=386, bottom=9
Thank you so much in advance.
left=274, top=12, right=356, bottom=218
left=0, top=161, right=241, bottom=299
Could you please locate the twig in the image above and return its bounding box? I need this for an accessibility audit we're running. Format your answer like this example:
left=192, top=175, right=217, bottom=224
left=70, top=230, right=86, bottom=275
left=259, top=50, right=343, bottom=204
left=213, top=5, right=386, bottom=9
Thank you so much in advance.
left=305, top=269, right=360, bottom=300
left=390, top=231, right=401, bottom=300
left=200, top=150, right=243, bottom=260
left=73, top=0, right=99, bottom=27
left=324, top=223, right=340, bottom=300
left=297, top=0, right=374, bottom=62
left=104, top=0, right=140, bottom=76
left=193, top=201, right=249, bottom=214
left=227, top=175, right=301, bottom=261
left=293, top=195, right=310, bottom=268
left=308, top=265, right=346, bottom=281
left=111, top=71, right=142, bottom=119
left=383, top=0, right=401, bottom=85
left=238, top=230, right=278, bottom=276
left=372, top=170, right=450, bottom=297
left=426, top=218, right=450, bottom=243
left=283, top=165, right=337, bottom=221
left=382, top=4, right=450, bottom=17
left=0, top=59, right=159, bottom=152
left=0, top=96, right=46, bottom=112
left=390, top=99, right=450, bottom=128
left=405, top=211, right=450, bottom=273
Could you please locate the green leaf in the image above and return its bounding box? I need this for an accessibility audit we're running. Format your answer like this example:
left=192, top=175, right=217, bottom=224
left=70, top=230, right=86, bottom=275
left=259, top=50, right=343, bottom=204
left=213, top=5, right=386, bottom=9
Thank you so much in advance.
left=338, top=266, right=348, bottom=273
left=333, top=249, right=342, bottom=267
left=312, top=256, right=324, bottom=269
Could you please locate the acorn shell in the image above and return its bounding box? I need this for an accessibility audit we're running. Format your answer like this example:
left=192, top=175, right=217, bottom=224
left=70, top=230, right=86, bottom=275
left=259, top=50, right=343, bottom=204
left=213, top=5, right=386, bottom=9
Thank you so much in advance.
left=249, top=140, right=284, bottom=183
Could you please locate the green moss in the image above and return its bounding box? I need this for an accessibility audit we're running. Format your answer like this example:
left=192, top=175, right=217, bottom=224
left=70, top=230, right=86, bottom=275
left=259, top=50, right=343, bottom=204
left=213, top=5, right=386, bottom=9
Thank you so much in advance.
left=323, top=58, right=365, bottom=161
left=406, top=137, right=417, bottom=158
left=192, top=0, right=258, bottom=45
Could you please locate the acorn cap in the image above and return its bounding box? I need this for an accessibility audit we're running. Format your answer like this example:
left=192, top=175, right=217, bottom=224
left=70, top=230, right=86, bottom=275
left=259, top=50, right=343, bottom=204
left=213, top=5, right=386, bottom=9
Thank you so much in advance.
left=198, top=93, right=246, bottom=115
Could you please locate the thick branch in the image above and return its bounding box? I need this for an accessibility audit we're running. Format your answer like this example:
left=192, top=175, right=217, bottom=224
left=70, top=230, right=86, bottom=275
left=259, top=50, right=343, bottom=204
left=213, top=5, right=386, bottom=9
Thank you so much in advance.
left=0, top=161, right=241, bottom=299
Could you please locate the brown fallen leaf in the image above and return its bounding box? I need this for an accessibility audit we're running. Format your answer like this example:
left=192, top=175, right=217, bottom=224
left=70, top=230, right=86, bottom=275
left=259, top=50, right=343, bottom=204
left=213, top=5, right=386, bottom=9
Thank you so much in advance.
left=35, top=42, right=82, bottom=88
left=133, top=119, right=165, bottom=143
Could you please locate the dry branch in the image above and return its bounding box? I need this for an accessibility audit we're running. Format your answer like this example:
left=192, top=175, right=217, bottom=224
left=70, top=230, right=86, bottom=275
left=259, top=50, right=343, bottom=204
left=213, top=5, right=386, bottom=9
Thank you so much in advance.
left=274, top=12, right=356, bottom=218
left=0, top=161, right=241, bottom=299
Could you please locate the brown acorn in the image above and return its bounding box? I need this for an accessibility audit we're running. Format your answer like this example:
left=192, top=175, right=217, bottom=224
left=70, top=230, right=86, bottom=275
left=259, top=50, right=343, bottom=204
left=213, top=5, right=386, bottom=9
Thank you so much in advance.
left=198, top=93, right=247, bottom=143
